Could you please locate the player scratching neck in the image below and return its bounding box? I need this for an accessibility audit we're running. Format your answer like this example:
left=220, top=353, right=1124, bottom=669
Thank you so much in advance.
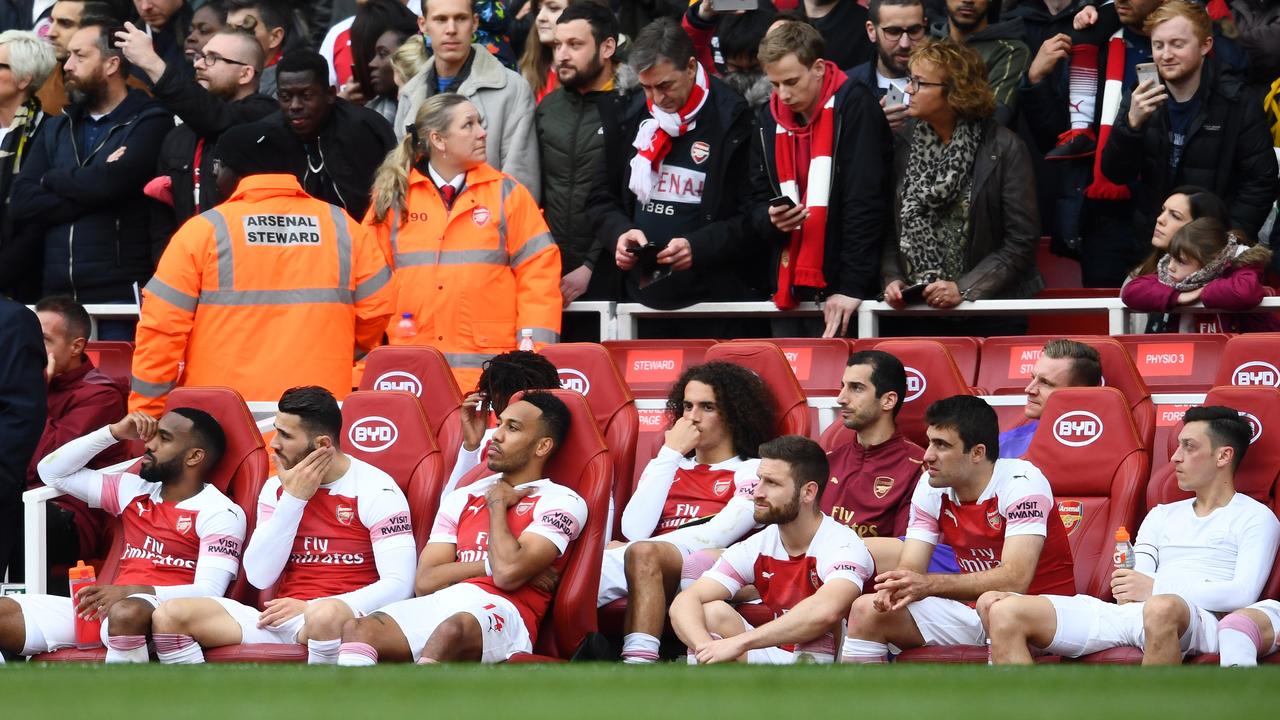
left=756, top=448, right=825, bottom=556
left=485, top=398, right=559, bottom=489
left=108, top=409, right=223, bottom=504
left=1173, top=416, right=1241, bottom=517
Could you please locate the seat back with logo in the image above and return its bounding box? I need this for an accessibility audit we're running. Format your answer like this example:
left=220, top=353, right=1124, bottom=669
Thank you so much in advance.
left=704, top=341, right=810, bottom=438
left=85, top=341, right=134, bottom=386
left=358, top=346, right=465, bottom=478
left=540, top=344, right=639, bottom=540
left=864, top=340, right=975, bottom=448
left=1025, top=387, right=1148, bottom=600
left=454, top=390, right=611, bottom=658
left=852, top=336, right=983, bottom=386
left=761, top=338, right=853, bottom=439
left=1145, top=386, right=1280, bottom=511
left=978, top=336, right=1153, bottom=452
left=602, top=340, right=715, bottom=398
left=340, top=391, right=444, bottom=551
left=1214, top=334, right=1280, bottom=389
left=1115, top=333, right=1228, bottom=392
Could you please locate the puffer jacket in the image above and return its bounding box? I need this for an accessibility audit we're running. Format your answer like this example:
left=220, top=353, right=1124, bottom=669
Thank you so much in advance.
left=10, top=89, right=172, bottom=303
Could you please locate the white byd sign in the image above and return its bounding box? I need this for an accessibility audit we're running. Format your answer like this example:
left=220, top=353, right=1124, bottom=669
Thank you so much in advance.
left=348, top=416, right=399, bottom=452
left=1240, top=411, right=1263, bottom=444
left=1053, top=410, right=1103, bottom=447
left=373, top=371, right=423, bottom=397
left=559, top=369, right=590, bottom=396
left=1232, top=361, right=1279, bottom=387
left=904, top=367, right=927, bottom=403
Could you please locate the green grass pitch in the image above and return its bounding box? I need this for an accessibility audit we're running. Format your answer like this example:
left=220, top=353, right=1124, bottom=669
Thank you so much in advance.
left=0, top=663, right=1274, bottom=719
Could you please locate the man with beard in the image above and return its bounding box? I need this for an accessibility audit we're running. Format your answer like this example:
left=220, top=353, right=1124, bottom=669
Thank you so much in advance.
left=822, top=351, right=923, bottom=539
left=115, top=24, right=276, bottom=254
left=535, top=2, right=634, bottom=327
left=36, top=0, right=116, bottom=115
left=151, top=386, right=415, bottom=665
left=9, top=19, right=171, bottom=313
left=933, top=0, right=1030, bottom=126
left=750, top=21, right=891, bottom=337
left=0, top=408, right=246, bottom=663
left=848, top=0, right=927, bottom=133
left=670, top=435, right=872, bottom=664
left=336, top=392, right=588, bottom=665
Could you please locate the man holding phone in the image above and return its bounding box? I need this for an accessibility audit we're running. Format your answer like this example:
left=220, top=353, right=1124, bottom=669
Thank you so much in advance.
left=848, top=0, right=927, bottom=134
left=750, top=21, right=892, bottom=337
left=1099, top=0, right=1276, bottom=244
left=589, top=18, right=764, bottom=313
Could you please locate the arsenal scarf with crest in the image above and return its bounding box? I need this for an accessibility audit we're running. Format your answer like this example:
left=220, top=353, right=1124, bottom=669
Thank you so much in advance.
left=628, top=62, right=710, bottom=204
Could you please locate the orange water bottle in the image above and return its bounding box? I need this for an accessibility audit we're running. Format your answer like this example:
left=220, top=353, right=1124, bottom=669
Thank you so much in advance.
left=68, top=561, right=102, bottom=648
left=1113, top=527, right=1135, bottom=605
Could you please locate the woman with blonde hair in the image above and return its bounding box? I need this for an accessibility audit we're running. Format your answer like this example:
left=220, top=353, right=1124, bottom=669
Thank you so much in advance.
left=366, top=94, right=563, bottom=390
left=880, top=39, right=1040, bottom=336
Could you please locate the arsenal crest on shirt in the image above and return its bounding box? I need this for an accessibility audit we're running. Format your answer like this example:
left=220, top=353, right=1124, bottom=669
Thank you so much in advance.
left=335, top=503, right=355, bottom=526
left=713, top=478, right=731, bottom=496
left=690, top=141, right=710, bottom=165
left=808, top=568, right=821, bottom=589
left=986, top=508, right=1004, bottom=530
left=175, top=515, right=193, bottom=535
left=472, top=206, right=490, bottom=227
left=515, top=498, right=537, bottom=516
left=1058, top=500, right=1084, bottom=536
left=872, top=476, right=894, bottom=499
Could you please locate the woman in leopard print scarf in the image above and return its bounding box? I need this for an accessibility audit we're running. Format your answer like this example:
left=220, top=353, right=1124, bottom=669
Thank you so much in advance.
left=899, top=118, right=983, bottom=285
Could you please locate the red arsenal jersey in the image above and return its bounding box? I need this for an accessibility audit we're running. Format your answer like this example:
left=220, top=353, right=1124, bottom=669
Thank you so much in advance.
left=430, top=475, right=588, bottom=641
left=906, top=458, right=1075, bottom=595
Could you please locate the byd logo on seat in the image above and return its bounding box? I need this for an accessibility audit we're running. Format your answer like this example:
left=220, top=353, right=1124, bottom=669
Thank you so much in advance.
left=1241, top=411, right=1263, bottom=444
left=373, top=371, right=423, bottom=397
left=1053, top=410, right=1103, bottom=447
left=348, top=416, right=399, bottom=452
left=559, top=369, right=590, bottom=396
left=903, top=367, right=927, bottom=402
left=1232, top=362, right=1279, bottom=387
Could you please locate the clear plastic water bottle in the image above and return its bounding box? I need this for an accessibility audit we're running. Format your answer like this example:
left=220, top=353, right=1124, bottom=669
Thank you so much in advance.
left=518, top=328, right=535, bottom=352
left=396, top=312, right=417, bottom=339
left=1113, top=526, right=1135, bottom=604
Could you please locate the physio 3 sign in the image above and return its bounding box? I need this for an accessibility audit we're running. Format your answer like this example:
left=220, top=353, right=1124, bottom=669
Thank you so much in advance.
left=348, top=416, right=399, bottom=453
left=1053, top=411, right=1103, bottom=447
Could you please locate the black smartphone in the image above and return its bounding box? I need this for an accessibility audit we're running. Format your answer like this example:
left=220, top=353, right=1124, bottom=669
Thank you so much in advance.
left=899, top=282, right=928, bottom=305
left=769, top=194, right=796, bottom=210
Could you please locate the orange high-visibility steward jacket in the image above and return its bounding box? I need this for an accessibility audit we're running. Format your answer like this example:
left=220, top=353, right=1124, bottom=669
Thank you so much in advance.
left=129, top=174, right=396, bottom=415
left=366, top=163, right=561, bottom=391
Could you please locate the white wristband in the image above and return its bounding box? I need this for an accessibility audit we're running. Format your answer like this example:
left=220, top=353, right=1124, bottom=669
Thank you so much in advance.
left=484, top=556, right=493, bottom=577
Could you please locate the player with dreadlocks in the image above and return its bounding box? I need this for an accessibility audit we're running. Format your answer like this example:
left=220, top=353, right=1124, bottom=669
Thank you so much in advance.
left=441, top=350, right=561, bottom=498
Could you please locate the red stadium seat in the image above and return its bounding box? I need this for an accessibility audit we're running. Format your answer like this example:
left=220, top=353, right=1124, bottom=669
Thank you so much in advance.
left=340, top=391, right=445, bottom=552
left=851, top=336, right=983, bottom=386
left=1026, top=388, right=1149, bottom=601
left=85, top=341, right=133, bottom=386
left=1214, top=333, right=1280, bottom=388
left=978, top=336, right=1154, bottom=454
left=541, top=344, right=639, bottom=542
left=35, top=387, right=269, bottom=662
left=1114, top=333, right=1228, bottom=392
left=602, top=340, right=715, bottom=399
left=760, top=338, right=852, bottom=439
left=358, top=346, right=465, bottom=479
left=499, top=390, right=612, bottom=660
left=1036, top=236, right=1082, bottom=289
left=863, top=339, right=975, bottom=448
left=704, top=341, right=811, bottom=438
left=1027, top=288, right=1119, bottom=336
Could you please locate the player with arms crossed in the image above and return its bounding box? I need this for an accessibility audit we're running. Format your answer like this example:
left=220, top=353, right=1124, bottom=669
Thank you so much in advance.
left=840, top=395, right=1075, bottom=662
left=597, top=362, right=777, bottom=663
left=671, top=436, right=873, bottom=663
left=150, top=386, right=415, bottom=664
left=337, top=392, right=587, bottom=664
left=0, top=410, right=245, bottom=663
left=984, top=406, right=1280, bottom=665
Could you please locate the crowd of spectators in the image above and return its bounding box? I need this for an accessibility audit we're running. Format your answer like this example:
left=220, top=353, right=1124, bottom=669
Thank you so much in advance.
left=0, top=0, right=1272, bottom=348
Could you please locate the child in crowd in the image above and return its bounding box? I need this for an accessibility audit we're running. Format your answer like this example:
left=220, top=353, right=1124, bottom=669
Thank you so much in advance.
left=1121, top=217, right=1280, bottom=333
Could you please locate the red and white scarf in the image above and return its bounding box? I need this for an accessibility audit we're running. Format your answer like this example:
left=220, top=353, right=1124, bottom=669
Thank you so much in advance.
left=628, top=62, right=710, bottom=203
left=1085, top=29, right=1131, bottom=201
left=771, top=60, right=846, bottom=309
